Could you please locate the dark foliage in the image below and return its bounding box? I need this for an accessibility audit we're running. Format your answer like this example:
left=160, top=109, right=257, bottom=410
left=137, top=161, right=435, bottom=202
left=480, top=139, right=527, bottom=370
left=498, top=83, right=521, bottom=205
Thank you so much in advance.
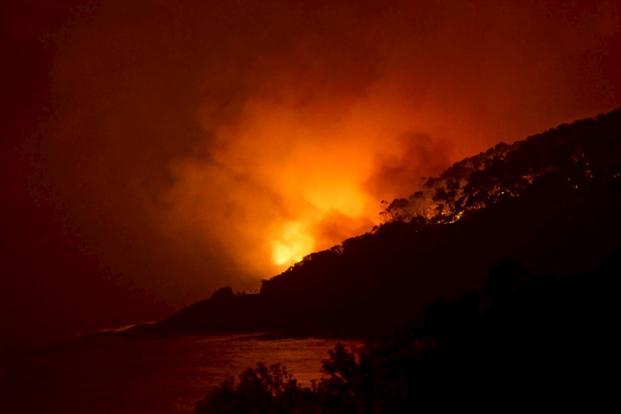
left=197, top=251, right=620, bottom=413
left=195, top=363, right=319, bottom=414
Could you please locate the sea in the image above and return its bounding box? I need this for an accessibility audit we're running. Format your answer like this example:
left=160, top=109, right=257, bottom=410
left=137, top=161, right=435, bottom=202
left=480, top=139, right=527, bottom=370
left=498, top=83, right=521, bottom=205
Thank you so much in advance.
left=2, top=334, right=361, bottom=414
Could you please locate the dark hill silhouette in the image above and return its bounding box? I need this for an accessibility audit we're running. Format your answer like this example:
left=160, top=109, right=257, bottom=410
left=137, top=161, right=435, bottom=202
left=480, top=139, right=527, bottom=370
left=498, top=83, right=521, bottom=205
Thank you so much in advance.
left=195, top=251, right=620, bottom=412
left=140, top=107, right=621, bottom=338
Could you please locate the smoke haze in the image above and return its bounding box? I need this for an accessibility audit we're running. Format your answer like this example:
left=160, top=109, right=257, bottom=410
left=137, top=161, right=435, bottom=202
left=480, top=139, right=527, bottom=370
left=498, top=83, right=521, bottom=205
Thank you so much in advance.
left=2, top=0, right=620, bottom=337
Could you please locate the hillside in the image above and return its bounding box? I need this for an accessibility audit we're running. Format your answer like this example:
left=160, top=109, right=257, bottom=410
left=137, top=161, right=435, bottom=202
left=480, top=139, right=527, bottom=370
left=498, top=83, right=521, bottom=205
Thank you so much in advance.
left=145, top=108, right=621, bottom=338
left=196, top=251, right=620, bottom=412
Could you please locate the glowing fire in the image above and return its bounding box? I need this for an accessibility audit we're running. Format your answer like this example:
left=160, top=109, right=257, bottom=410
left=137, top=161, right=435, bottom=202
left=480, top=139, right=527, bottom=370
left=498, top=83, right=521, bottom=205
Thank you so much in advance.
left=271, top=221, right=315, bottom=266
left=166, top=89, right=452, bottom=278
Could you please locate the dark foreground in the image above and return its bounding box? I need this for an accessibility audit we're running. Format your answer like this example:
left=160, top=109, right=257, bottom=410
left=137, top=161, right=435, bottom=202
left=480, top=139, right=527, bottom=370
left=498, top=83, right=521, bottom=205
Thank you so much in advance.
left=1, top=335, right=359, bottom=414
left=197, top=252, right=619, bottom=413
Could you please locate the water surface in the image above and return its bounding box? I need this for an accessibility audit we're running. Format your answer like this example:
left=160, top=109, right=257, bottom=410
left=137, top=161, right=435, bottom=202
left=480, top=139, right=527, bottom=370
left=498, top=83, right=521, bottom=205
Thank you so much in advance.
left=2, top=335, right=360, bottom=414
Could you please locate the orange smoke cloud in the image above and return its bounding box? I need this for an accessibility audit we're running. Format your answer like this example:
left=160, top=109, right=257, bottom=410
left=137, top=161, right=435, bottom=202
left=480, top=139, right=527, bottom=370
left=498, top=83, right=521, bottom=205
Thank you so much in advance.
left=155, top=0, right=621, bottom=281
left=3, top=0, right=620, bottom=336
left=163, top=79, right=458, bottom=277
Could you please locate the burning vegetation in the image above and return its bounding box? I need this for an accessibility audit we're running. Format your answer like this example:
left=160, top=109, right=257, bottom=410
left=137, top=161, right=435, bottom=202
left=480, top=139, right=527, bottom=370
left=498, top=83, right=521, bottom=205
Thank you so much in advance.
left=380, top=112, right=618, bottom=225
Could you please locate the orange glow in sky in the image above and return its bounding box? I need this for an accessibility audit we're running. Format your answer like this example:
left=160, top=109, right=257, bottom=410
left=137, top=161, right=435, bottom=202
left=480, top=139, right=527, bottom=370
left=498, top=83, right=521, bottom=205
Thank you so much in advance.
left=4, top=0, right=621, bottom=336
left=166, top=93, right=457, bottom=275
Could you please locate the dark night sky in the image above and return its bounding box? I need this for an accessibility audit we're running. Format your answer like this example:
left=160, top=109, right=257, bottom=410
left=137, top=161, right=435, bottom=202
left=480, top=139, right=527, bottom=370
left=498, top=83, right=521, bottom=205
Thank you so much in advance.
left=1, top=0, right=620, bottom=339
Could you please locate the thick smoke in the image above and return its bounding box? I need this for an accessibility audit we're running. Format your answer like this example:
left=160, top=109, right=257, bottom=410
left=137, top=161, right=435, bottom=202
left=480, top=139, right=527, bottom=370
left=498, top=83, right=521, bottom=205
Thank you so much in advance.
left=160, top=0, right=621, bottom=279
left=2, top=0, right=620, bottom=336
